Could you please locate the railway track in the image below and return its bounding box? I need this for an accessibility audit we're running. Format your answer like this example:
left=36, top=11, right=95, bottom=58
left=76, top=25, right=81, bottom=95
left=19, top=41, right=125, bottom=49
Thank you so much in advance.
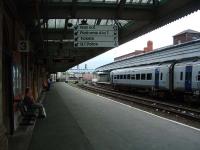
left=79, top=84, right=200, bottom=121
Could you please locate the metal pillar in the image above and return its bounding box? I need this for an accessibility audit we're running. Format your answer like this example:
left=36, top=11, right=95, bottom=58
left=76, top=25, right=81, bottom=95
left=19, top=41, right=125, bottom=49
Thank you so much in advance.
left=0, top=1, right=8, bottom=149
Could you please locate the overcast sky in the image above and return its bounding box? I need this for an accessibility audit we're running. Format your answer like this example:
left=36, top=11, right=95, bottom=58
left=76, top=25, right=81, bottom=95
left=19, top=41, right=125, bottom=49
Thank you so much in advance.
left=72, top=10, right=200, bottom=70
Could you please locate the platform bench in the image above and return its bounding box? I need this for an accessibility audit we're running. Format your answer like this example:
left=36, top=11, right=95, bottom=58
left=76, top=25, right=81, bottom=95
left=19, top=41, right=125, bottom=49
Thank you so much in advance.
left=17, top=101, right=38, bottom=126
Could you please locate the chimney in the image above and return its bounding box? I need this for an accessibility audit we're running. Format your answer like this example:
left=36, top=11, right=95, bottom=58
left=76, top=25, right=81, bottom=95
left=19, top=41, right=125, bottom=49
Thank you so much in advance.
left=144, top=40, right=153, bottom=52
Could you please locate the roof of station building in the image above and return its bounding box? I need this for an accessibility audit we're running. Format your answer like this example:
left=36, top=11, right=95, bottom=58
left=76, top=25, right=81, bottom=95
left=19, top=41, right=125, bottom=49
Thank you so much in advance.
left=39, top=0, right=167, bottom=30
left=173, top=29, right=200, bottom=37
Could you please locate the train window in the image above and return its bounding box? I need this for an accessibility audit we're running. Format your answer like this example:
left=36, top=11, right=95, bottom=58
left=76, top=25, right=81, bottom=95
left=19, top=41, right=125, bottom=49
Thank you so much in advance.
left=160, top=73, right=163, bottom=80
left=136, top=74, right=140, bottom=80
left=117, top=75, right=119, bottom=79
left=114, top=76, right=117, bottom=79
left=180, top=72, right=183, bottom=80
left=141, top=74, right=146, bottom=80
left=147, top=73, right=152, bottom=80
left=131, top=74, right=135, bottom=80
left=124, top=75, right=127, bottom=79
left=127, top=74, right=130, bottom=79
left=120, top=75, right=123, bottom=79
left=198, top=75, right=200, bottom=81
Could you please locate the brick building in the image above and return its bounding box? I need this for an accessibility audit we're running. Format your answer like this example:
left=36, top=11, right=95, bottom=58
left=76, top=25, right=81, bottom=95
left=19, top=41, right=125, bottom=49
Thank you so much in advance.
left=173, top=29, right=200, bottom=45
left=114, top=40, right=153, bottom=61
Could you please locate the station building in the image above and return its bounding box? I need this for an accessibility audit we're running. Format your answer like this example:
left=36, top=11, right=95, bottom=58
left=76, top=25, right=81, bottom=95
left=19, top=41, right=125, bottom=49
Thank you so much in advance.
left=0, top=0, right=199, bottom=150
left=114, top=40, right=153, bottom=61
left=173, top=29, right=200, bottom=45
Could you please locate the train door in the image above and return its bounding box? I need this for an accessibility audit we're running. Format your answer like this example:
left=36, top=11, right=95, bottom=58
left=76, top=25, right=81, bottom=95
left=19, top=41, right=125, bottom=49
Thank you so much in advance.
left=185, top=66, right=192, bottom=92
left=155, top=68, right=159, bottom=89
left=110, top=72, right=114, bottom=84
left=111, top=75, right=113, bottom=83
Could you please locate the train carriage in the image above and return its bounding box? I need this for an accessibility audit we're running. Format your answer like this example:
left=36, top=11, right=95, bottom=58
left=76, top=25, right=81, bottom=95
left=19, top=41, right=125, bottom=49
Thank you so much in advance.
left=174, top=60, right=200, bottom=94
left=110, top=63, right=172, bottom=91
left=110, top=60, right=200, bottom=99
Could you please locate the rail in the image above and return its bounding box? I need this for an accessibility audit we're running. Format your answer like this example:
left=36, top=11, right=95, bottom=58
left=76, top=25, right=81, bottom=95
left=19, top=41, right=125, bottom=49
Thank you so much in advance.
left=79, top=84, right=200, bottom=121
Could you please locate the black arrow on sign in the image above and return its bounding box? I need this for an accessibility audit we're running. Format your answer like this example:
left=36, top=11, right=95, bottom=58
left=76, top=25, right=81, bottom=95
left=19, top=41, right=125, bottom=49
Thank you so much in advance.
left=75, top=37, right=78, bottom=41
left=74, top=43, right=78, bottom=47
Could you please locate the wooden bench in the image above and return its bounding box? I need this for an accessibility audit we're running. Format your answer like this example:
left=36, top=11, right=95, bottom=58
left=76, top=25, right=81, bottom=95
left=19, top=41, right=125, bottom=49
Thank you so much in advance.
left=17, top=101, right=38, bottom=126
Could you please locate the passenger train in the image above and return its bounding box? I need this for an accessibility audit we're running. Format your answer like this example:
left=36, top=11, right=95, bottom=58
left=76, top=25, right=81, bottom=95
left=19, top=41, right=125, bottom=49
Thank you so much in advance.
left=110, top=60, right=200, bottom=98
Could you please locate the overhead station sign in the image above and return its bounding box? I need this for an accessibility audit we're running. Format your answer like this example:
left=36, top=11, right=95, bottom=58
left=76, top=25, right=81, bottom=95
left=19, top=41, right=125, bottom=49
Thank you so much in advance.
left=74, top=25, right=118, bottom=48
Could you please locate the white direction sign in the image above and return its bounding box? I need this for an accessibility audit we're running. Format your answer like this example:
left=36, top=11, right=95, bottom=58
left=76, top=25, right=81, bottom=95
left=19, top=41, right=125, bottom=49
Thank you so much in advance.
left=74, top=36, right=118, bottom=42
left=74, top=30, right=118, bottom=36
left=74, top=25, right=118, bottom=30
left=74, top=25, right=118, bottom=48
left=74, top=42, right=118, bottom=48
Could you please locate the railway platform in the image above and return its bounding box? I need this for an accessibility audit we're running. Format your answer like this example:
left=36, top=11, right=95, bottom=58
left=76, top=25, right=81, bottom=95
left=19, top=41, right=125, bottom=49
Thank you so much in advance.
left=27, top=82, right=200, bottom=150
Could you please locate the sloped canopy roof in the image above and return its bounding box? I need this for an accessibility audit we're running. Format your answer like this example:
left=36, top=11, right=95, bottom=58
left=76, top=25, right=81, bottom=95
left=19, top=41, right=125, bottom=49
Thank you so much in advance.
left=14, top=0, right=200, bottom=72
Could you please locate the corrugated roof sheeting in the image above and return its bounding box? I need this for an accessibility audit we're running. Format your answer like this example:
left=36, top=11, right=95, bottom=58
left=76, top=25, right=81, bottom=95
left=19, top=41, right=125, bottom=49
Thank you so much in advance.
left=95, top=40, right=200, bottom=72
left=42, top=18, right=131, bottom=29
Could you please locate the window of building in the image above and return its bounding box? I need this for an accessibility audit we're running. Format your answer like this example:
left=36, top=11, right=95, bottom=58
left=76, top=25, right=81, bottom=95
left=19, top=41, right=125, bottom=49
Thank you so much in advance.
left=131, top=74, right=135, bottom=80
left=141, top=74, right=146, bottom=80
left=160, top=72, right=163, bottom=80
left=136, top=74, right=140, bottom=80
left=127, top=74, right=130, bottom=79
left=198, top=71, right=200, bottom=81
left=147, top=73, right=152, bottom=80
left=180, top=72, right=183, bottom=80
left=13, top=65, right=22, bottom=96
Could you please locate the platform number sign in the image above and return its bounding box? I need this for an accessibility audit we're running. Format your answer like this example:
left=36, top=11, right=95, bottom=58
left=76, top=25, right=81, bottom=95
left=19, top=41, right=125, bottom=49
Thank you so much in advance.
left=74, top=25, right=118, bottom=48
left=18, top=40, right=30, bottom=52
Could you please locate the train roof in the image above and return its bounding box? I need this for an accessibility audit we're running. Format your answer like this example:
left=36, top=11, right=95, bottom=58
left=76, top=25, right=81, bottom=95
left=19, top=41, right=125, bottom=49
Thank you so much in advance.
left=175, top=59, right=200, bottom=66
left=111, top=63, right=172, bottom=74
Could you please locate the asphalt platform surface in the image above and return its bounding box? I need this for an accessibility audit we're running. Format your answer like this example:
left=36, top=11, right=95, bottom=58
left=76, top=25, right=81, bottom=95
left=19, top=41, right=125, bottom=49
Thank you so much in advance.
left=28, top=82, right=200, bottom=150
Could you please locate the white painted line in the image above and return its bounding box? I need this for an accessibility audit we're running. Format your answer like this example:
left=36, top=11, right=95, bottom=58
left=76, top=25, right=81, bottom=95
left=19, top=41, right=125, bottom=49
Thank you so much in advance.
left=66, top=84, right=200, bottom=132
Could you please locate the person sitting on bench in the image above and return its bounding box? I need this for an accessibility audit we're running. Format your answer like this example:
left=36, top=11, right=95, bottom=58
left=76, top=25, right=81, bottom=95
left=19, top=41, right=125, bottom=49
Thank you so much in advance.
left=23, top=87, right=46, bottom=118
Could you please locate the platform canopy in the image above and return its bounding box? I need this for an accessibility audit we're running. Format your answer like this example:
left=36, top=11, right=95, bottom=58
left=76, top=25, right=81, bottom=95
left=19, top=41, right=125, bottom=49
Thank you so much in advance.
left=13, top=0, right=200, bottom=72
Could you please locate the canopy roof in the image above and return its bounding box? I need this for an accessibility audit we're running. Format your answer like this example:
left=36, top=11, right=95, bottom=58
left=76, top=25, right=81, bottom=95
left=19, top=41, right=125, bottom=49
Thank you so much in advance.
left=13, top=0, right=200, bottom=72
